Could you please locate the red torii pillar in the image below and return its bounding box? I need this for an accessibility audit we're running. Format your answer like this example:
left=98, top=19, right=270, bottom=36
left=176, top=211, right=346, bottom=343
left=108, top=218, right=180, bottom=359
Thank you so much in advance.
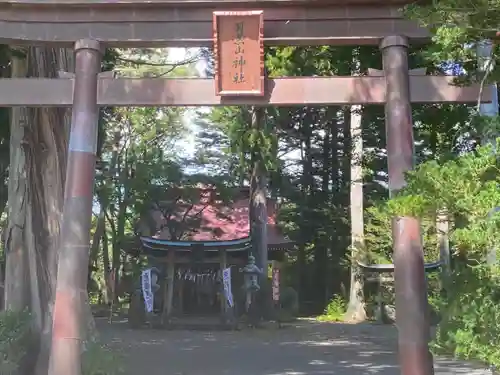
left=381, top=35, right=434, bottom=375
left=49, top=39, right=102, bottom=375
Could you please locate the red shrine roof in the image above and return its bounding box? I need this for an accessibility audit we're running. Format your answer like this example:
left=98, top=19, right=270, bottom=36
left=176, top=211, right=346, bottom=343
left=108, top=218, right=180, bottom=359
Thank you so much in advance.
left=139, top=187, right=293, bottom=249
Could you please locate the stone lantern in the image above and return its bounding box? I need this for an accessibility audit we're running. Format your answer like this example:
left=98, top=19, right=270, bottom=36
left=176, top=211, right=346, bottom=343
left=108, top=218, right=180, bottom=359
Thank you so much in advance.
left=240, top=255, right=263, bottom=317
left=241, top=255, right=263, bottom=292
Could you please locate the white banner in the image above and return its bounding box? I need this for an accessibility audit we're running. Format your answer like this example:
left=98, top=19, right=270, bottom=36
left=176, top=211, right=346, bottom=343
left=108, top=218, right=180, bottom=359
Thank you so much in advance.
left=222, top=267, right=234, bottom=308
left=141, top=268, right=154, bottom=313
left=272, top=268, right=280, bottom=302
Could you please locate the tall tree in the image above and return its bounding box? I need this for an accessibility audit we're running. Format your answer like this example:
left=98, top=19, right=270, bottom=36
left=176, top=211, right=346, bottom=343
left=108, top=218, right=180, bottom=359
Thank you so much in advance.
left=4, top=46, right=74, bottom=375
left=346, top=104, right=366, bottom=321
left=3, top=46, right=119, bottom=375
left=90, top=48, right=194, bottom=303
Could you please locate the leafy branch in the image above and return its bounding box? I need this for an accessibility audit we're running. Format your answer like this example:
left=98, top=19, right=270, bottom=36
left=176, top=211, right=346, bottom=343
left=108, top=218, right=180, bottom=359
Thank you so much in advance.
left=115, top=51, right=202, bottom=77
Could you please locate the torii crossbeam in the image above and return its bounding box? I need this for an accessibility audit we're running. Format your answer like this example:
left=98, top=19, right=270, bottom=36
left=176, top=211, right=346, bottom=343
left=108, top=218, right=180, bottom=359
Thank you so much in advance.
left=0, top=75, right=489, bottom=107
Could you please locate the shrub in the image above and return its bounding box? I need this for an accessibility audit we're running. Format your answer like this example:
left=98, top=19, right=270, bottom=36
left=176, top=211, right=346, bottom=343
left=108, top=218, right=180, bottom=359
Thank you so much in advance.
left=0, top=310, right=124, bottom=375
left=317, top=295, right=346, bottom=322
left=364, top=140, right=500, bottom=366
left=0, top=310, right=33, bottom=375
left=432, top=263, right=500, bottom=365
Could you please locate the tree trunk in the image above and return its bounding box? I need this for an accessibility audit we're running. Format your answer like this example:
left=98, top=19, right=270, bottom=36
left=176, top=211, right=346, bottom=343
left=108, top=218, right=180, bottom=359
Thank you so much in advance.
left=102, top=131, right=119, bottom=302
left=0, top=47, right=10, bottom=235
left=111, top=138, right=129, bottom=300
left=329, top=116, right=341, bottom=297
left=249, top=107, right=269, bottom=317
left=102, top=231, right=113, bottom=304
left=3, top=46, right=83, bottom=375
left=90, top=206, right=106, bottom=302
left=90, top=207, right=106, bottom=268
left=4, top=52, right=30, bottom=313
left=320, top=112, right=332, bottom=303
left=298, top=113, right=313, bottom=311
left=346, top=104, right=367, bottom=322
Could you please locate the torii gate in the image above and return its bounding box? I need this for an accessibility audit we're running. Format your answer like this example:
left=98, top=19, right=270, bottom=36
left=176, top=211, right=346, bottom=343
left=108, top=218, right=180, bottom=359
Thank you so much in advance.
left=0, top=2, right=491, bottom=375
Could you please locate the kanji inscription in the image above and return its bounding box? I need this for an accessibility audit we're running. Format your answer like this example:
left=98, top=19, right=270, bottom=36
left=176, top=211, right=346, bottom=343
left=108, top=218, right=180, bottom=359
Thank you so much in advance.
left=213, top=10, right=264, bottom=96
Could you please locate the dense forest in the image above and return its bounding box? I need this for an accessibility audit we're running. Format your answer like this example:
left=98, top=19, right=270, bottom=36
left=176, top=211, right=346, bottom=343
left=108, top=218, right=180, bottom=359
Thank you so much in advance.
left=1, top=1, right=500, bottom=375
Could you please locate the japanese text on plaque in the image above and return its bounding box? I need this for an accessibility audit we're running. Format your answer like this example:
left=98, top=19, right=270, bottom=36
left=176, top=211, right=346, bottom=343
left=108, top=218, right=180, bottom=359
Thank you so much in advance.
left=232, top=21, right=246, bottom=84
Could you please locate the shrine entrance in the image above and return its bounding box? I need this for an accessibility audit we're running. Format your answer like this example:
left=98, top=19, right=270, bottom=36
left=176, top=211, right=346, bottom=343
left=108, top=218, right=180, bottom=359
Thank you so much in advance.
left=179, top=264, right=221, bottom=316
left=0, top=2, right=491, bottom=375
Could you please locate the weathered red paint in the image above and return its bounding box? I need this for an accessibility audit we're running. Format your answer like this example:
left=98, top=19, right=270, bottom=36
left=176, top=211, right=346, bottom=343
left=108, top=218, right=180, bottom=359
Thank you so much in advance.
left=0, top=2, right=426, bottom=47
left=382, top=36, right=433, bottom=375
left=50, top=39, right=102, bottom=375
left=64, top=152, right=96, bottom=198
left=0, top=76, right=490, bottom=107
left=52, top=290, right=80, bottom=340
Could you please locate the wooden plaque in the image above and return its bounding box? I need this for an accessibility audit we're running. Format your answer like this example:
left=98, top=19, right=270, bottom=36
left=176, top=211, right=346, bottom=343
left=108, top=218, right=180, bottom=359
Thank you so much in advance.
left=213, top=10, right=264, bottom=97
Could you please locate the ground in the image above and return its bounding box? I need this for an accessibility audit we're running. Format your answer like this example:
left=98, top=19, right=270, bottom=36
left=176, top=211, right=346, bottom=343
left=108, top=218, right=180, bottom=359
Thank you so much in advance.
left=99, top=319, right=489, bottom=375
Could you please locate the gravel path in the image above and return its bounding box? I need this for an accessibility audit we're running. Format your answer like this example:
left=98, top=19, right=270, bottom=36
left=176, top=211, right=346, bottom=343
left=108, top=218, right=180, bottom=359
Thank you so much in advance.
left=98, top=319, right=489, bottom=375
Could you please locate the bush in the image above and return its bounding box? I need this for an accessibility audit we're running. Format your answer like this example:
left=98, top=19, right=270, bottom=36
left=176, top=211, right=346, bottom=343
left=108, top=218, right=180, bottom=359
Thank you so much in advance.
left=433, top=263, right=500, bottom=365
left=0, top=310, right=33, bottom=375
left=365, top=140, right=500, bottom=366
left=0, top=310, right=124, bottom=375
left=317, top=295, right=346, bottom=322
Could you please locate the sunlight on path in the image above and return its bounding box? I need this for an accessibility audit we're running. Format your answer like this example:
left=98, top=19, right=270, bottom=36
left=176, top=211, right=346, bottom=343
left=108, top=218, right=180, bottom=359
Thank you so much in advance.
left=99, top=320, right=489, bottom=375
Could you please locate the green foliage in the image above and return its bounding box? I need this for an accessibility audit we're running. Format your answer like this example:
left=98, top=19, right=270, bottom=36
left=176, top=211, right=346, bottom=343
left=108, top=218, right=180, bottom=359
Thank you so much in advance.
left=317, top=296, right=346, bottom=322
left=365, top=139, right=500, bottom=366
left=404, top=0, right=500, bottom=43
left=364, top=203, right=439, bottom=264
left=389, top=141, right=499, bottom=223
left=92, top=43, right=494, bottom=322
left=82, top=341, right=125, bottom=375
left=207, top=105, right=278, bottom=175
left=471, top=114, right=500, bottom=143
left=432, top=264, right=500, bottom=365
left=90, top=47, right=197, bottom=299
left=0, top=310, right=32, bottom=374
left=0, top=310, right=124, bottom=375
left=404, top=1, right=500, bottom=84
left=198, top=44, right=480, bottom=315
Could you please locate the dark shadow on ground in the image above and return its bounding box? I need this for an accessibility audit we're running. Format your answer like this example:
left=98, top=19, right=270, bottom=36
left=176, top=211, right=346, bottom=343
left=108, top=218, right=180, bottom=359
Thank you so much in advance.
left=96, top=318, right=488, bottom=375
